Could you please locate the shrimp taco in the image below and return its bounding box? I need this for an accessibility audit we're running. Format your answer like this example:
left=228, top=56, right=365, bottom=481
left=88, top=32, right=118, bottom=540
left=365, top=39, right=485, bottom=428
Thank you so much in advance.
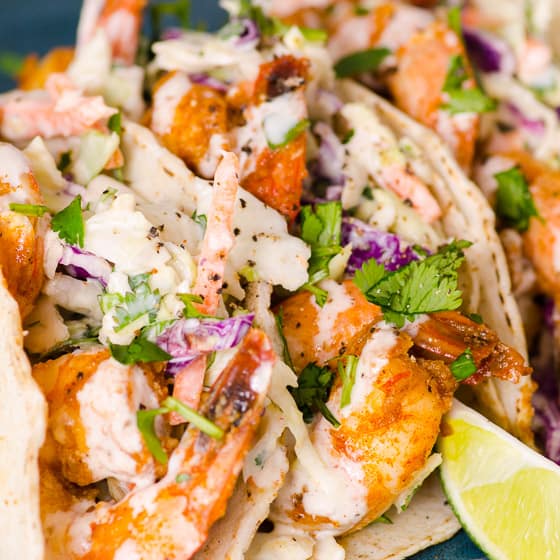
left=0, top=0, right=535, bottom=559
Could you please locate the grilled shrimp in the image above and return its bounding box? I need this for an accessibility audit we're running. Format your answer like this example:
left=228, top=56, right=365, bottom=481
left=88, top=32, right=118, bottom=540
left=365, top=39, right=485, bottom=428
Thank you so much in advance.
left=38, top=329, right=275, bottom=559
left=0, top=73, right=116, bottom=142
left=271, top=279, right=529, bottom=533
left=0, top=143, right=45, bottom=318
left=33, top=349, right=167, bottom=489
left=150, top=71, right=229, bottom=178
left=77, top=0, right=147, bottom=65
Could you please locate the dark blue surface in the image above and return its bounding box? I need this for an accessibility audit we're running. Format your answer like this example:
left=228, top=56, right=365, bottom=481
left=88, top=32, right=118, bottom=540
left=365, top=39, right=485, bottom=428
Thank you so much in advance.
left=0, top=2, right=486, bottom=558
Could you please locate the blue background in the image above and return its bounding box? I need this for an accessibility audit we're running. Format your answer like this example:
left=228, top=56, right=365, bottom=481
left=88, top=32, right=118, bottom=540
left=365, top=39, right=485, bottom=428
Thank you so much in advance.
left=0, top=2, right=485, bottom=558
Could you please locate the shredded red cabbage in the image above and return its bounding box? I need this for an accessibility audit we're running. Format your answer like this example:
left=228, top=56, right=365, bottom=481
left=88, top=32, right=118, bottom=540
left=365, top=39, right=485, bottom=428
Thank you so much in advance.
left=58, top=245, right=112, bottom=287
left=506, top=102, right=546, bottom=135
left=533, top=394, right=560, bottom=464
left=189, top=73, right=229, bottom=93
left=317, top=89, right=343, bottom=116
left=162, top=27, right=184, bottom=40
left=314, top=122, right=345, bottom=185
left=157, top=314, right=254, bottom=374
left=463, top=27, right=514, bottom=75
left=341, top=217, right=420, bottom=274
left=236, top=18, right=260, bottom=46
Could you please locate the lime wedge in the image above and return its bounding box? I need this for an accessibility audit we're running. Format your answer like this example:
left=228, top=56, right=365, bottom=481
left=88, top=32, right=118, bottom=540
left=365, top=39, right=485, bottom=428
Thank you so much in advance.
left=438, top=399, right=560, bottom=560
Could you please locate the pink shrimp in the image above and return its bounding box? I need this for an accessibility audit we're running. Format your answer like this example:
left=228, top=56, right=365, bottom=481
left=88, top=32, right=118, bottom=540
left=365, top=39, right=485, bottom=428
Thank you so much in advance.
left=171, top=152, right=240, bottom=419
left=77, top=0, right=147, bottom=65
left=0, top=73, right=116, bottom=141
left=380, top=163, right=442, bottom=223
left=40, top=329, right=274, bottom=560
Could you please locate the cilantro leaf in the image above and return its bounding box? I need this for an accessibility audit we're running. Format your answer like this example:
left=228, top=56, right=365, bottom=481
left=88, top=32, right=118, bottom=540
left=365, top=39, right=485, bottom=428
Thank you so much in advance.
left=9, top=203, right=50, bottom=217
left=108, top=111, right=122, bottom=135
left=112, top=275, right=161, bottom=332
left=191, top=209, right=207, bottom=232
left=339, top=355, right=358, bottom=408
left=334, top=47, right=391, bottom=78
left=110, top=336, right=171, bottom=365
left=447, top=6, right=463, bottom=37
left=288, top=363, right=340, bottom=427
left=0, top=51, right=24, bottom=78
left=177, top=293, right=213, bottom=319
left=51, top=196, right=85, bottom=247
left=300, top=202, right=342, bottom=306
left=137, top=395, right=223, bottom=464
left=450, top=348, right=477, bottom=381
left=494, top=166, right=540, bottom=232
left=354, top=240, right=471, bottom=327
left=57, top=150, right=72, bottom=173
left=353, top=258, right=386, bottom=294
left=275, top=308, right=295, bottom=370
left=267, top=118, right=310, bottom=150
left=441, top=55, right=496, bottom=115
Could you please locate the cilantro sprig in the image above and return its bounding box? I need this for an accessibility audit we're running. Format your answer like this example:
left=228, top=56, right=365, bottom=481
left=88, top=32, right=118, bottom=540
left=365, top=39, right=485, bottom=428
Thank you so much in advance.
left=450, top=348, right=477, bottom=381
left=9, top=203, right=50, bottom=217
left=441, top=55, right=496, bottom=115
left=275, top=308, right=295, bottom=370
left=51, top=195, right=85, bottom=247
left=288, top=363, right=340, bottom=427
left=334, top=47, right=391, bottom=78
left=300, top=202, right=342, bottom=306
left=339, top=355, right=358, bottom=408
left=353, top=240, right=471, bottom=327
left=137, top=396, right=224, bottom=464
left=110, top=336, right=171, bottom=365
left=494, top=167, right=540, bottom=232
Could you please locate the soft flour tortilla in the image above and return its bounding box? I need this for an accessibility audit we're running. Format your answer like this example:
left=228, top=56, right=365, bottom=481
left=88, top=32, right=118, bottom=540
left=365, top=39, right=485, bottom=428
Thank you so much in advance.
left=0, top=270, right=46, bottom=559
left=336, top=79, right=535, bottom=445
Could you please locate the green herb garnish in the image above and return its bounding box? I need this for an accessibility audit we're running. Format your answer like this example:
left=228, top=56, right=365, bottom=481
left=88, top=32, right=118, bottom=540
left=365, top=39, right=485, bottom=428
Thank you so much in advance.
left=450, top=348, right=477, bottom=381
left=441, top=55, right=496, bottom=114
left=177, top=293, right=213, bottom=319
left=267, top=118, right=310, bottom=150
left=110, top=336, right=171, bottom=365
left=108, top=111, right=122, bottom=135
left=494, top=166, right=540, bottom=232
left=288, top=363, right=340, bottom=427
left=300, top=201, right=342, bottom=306
left=339, top=355, right=358, bottom=408
left=275, top=308, right=295, bottom=370
left=0, top=51, right=24, bottom=78
left=447, top=6, right=463, bottom=38
left=150, top=0, right=191, bottom=40
left=137, top=395, right=224, bottom=464
left=353, top=240, right=471, bottom=327
left=191, top=209, right=207, bottom=232
left=57, top=150, right=72, bottom=173
left=334, top=47, right=391, bottom=78
left=9, top=203, right=50, bottom=217
left=51, top=196, right=85, bottom=247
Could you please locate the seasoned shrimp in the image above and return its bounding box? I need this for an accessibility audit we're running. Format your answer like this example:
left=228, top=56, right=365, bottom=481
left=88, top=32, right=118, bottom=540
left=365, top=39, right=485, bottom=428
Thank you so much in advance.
left=0, top=143, right=45, bottom=318
left=150, top=71, right=229, bottom=178
left=238, top=55, right=310, bottom=221
left=497, top=150, right=560, bottom=305
left=18, top=48, right=75, bottom=91
left=77, top=0, right=147, bottom=65
left=39, top=329, right=274, bottom=559
left=33, top=349, right=167, bottom=488
left=171, top=152, right=240, bottom=418
left=271, top=279, right=529, bottom=534
left=0, top=73, right=116, bottom=141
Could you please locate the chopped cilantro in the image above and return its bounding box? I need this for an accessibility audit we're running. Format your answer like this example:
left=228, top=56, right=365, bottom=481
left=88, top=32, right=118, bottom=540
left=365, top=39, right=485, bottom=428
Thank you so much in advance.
left=177, top=293, right=213, bottom=319
left=353, top=240, right=471, bottom=327
left=108, top=111, right=122, bottom=136
left=175, top=472, right=191, bottom=483
left=494, top=167, right=540, bottom=232
left=267, top=118, right=310, bottom=150
left=354, top=6, right=370, bottom=16
left=299, top=27, right=327, bottom=42
left=275, top=308, right=295, bottom=370
left=338, top=355, right=358, bottom=408
left=342, top=129, right=355, bottom=144
left=239, top=264, right=258, bottom=282
left=300, top=202, right=342, bottom=306
left=450, top=348, right=477, bottom=381
left=0, top=51, right=24, bottom=78
left=441, top=55, right=496, bottom=114
left=468, top=312, right=483, bottom=324
left=9, top=203, right=49, bottom=217
left=447, top=6, right=462, bottom=38
left=362, top=186, right=374, bottom=200
left=374, top=513, right=393, bottom=525
left=51, top=196, right=85, bottom=247
left=110, top=336, right=171, bottom=365
left=137, top=395, right=223, bottom=464
left=334, top=48, right=391, bottom=78
left=288, top=363, right=340, bottom=427
left=191, top=209, right=207, bottom=232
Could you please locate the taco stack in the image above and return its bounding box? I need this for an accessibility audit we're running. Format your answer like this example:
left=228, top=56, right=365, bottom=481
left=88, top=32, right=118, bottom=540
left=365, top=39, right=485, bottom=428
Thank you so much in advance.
left=0, top=1, right=544, bottom=559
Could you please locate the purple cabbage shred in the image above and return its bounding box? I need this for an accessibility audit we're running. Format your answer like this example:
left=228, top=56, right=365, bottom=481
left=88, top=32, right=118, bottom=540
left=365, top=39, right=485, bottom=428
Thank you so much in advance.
left=58, top=245, right=112, bottom=287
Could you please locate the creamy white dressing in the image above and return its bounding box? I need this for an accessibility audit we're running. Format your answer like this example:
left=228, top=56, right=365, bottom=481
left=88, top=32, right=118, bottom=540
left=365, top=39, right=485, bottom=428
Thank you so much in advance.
left=0, top=143, right=32, bottom=204
left=247, top=530, right=315, bottom=560
left=77, top=359, right=158, bottom=487
left=197, top=133, right=227, bottom=179
left=342, top=324, right=397, bottom=417
left=312, top=535, right=345, bottom=560
left=151, top=72, right=192, bottom=137
left=400, top=314, right=429, bottom=339
left=312, top=280, right=354, bottom=364
left=24, top=295, right=69, bottom=354
left=43, top=274, right=103, bottom=321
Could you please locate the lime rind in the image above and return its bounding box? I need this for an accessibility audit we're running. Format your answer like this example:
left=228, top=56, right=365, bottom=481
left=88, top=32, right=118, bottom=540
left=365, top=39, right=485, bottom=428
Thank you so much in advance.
left=438, top=399, right=560, bottom=560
